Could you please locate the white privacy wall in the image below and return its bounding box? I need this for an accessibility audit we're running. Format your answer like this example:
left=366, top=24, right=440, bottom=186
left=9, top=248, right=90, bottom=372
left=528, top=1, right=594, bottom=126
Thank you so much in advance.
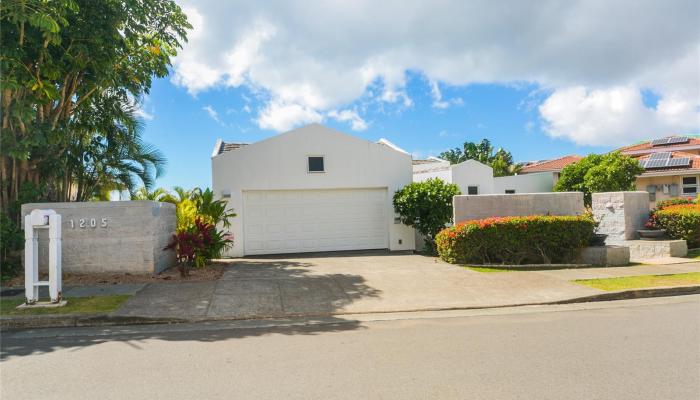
left=493, top=172, right=555, bottom=194
left=212, top=124, right=415, bottom=257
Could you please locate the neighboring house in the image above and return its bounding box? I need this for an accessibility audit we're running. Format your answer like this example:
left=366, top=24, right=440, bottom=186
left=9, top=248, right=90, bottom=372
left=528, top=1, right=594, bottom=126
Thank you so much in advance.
left=519, top=155, right=583, bottom=184
left=412, top=158, right=554, bottom=194
left=211, top=124, right=415, bottom=257
left=617, top=135, right=700, bottom=205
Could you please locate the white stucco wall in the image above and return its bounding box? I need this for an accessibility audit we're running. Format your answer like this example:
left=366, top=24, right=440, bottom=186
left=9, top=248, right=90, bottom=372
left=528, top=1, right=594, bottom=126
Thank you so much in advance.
left=493, top=172, right=555, bottom=194
left=211, top=124, right=415, bottom=257
left=451, top=160, right=495, bottom=195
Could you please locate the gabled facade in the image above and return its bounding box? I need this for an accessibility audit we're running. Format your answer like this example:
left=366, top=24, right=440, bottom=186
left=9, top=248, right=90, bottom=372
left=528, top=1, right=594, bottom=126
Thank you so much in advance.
left=211, top=124, right=415, bottom=257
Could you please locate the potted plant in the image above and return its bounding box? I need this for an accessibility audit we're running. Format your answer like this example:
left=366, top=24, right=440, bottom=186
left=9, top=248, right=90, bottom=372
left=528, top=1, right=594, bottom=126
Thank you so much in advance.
left=637, top=215, right=666, bottom=240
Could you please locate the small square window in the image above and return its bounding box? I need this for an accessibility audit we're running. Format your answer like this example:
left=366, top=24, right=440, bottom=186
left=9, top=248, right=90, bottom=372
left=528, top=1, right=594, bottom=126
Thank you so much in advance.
left=308, top=156, right=324, bottom=172
left=505, top=189, right=516, bottom=194
left=467, top=186, right=478, bottom=195
left=682, top=176, right=697, bottom=185
left=682, top=187, right=697, bottom=194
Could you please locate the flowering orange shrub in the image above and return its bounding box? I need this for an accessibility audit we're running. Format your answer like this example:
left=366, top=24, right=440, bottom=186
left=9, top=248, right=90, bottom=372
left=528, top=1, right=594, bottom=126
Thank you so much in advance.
left=435, top=215, right=594, bottom=264
left=655, top=203, right=700, bottom=247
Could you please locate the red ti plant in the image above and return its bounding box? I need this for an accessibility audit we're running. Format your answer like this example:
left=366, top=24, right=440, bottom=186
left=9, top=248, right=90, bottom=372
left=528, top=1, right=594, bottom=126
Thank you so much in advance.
left=165, top=217, right=232, bottom=277
left=644, top=215, right=658, bottom=230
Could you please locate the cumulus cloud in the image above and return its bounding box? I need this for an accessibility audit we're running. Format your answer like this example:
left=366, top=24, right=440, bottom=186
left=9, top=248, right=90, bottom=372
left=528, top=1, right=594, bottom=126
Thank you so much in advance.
left=327, top=109, right=368, bottom=131
left=257, top=101, right=323, bottom=132
left=539, top=86, right=699, bottom=146
left=172, top=0, right=699, bottom=141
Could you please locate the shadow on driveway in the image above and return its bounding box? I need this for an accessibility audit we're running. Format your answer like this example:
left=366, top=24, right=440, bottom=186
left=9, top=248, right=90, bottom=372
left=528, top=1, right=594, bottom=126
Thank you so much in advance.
left=113, top=258, right=382, bottom=321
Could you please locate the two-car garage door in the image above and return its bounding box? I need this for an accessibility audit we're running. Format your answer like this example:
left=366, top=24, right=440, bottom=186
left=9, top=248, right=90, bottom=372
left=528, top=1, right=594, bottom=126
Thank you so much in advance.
left=243, top=188, right=389, bottom=255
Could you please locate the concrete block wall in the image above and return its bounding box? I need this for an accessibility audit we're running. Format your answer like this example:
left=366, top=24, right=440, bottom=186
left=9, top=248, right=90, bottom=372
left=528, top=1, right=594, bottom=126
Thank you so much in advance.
left=21, top=201, right=176, bottom=274
left=453, top=192, right=584, bottom=223
left=591, top=192, right=650, bottom=242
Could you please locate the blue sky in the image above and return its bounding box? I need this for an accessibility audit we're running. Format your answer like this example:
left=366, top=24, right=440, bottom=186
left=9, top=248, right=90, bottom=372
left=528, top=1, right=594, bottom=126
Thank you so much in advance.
left=143, top=76, right=613, bottom=190
left=140, top=0, right=699, bottom=190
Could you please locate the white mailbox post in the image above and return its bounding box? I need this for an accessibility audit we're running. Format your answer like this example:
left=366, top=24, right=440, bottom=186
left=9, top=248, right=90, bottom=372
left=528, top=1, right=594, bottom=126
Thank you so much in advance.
left=24, top=209, right=62, bottom=304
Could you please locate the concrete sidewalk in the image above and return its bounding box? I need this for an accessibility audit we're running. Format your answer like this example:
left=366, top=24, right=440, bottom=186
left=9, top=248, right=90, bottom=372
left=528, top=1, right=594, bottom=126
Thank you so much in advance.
left=109, top=253, right=700, bottom=320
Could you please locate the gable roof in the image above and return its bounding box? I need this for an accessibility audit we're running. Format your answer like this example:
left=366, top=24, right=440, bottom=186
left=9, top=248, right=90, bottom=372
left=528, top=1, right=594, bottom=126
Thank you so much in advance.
left=520, top=155, right=582, bottom=173
left=212, top=124, right=409, bottom=159
left=616, top=135, right=700, bottom=155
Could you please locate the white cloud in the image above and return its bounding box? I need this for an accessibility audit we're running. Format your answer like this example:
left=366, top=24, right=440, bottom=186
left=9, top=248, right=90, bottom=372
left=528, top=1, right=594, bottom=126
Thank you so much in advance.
left=257, top=101, right=323, bottom=132
left=327, top=109, right=368, bottom=131
left=134, top=107, right=154, bottom=121
left=173, top=0, right=699, bottom=141
left=539, top=86, right=699, bottom=146
left=203, top=105, right=222, bottom=124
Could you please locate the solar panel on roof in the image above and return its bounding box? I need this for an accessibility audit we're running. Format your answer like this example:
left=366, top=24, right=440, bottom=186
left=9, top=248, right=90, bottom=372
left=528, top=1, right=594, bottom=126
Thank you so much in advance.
left=649, top=152, right=672, bottom=160
left=667, top=136, right=690, bottom=145
left=644, top=159, right=667, bottom=168
left=651, top=138, right=670, bottom=146
left=666, top=158, right=691, bottom=167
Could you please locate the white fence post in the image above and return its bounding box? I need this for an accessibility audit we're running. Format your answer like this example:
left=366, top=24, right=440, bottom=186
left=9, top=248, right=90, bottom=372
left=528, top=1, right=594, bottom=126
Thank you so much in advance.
left=24, top=209, right=62, bottom=304
left=48, top=213, right=62, bottom=302
left=24, top=214, right=39, bottom=304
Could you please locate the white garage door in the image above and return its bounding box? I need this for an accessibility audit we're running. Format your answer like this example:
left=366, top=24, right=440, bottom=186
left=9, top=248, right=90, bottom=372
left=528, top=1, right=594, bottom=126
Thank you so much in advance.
left=243, top=188, right=389, bottom=255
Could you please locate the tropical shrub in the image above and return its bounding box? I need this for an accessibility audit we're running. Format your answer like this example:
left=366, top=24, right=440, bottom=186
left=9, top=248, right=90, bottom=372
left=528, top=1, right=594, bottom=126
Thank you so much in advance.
left=436, top=215, right=595, bottom=264
left=655, top=197, right=695, bottom=210
left=554, top=152, right=644, bottom=206
left=165, top=218, right=233, bottom=276
left=0, top=212, right=24, bottom=281
left=393, top=178, right=461, bottom=254
left=654, top=204, right=700, bottom=247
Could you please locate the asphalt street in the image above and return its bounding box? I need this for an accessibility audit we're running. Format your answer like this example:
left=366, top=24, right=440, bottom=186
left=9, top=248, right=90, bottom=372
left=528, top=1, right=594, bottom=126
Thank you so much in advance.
left=2, top=296, right=699, bottom=400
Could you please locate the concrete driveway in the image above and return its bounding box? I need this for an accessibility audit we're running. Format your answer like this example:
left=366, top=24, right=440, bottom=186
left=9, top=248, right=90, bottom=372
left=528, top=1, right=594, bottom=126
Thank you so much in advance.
left=115, top=250, right=613, bottom=320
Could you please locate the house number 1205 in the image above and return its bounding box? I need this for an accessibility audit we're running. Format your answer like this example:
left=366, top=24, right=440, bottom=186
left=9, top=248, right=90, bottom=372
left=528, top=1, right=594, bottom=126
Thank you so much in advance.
left=69, top=218, right=108, bottom=229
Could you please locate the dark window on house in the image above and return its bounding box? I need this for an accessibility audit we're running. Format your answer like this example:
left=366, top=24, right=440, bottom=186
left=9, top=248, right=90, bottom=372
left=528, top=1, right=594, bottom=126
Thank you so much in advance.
left=682, top=176, right=697, bottom=194
left=505, top=189, right=516, bottom=194
left=308, top=156, right=324, bottom=172
left=467, top=186, right=478, bottom=195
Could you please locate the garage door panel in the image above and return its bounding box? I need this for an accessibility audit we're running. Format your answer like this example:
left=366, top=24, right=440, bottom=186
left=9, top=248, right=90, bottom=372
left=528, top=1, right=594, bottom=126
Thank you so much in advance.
left=244, top=189, right=389, bottom=255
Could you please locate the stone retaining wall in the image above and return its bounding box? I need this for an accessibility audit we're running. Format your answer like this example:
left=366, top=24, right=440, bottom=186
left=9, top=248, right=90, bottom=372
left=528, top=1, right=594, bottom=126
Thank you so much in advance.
left=21, top=201, right=176, bottom=274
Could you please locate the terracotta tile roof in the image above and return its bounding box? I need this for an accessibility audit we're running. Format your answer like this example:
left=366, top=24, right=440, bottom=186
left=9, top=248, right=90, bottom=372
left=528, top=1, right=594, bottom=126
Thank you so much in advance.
left=616, top=135, right=700, bottom=154
left=635, top=151, right=700, bottom=174
left=217, top=142, right=248, bottom=155
left=520, top=155, right=582, bottom=173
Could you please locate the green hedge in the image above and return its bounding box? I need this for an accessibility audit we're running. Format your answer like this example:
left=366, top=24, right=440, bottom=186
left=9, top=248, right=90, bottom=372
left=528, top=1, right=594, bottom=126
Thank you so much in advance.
left=436, top=215, right=595, bottom=264
left=654, top=204, right=700, bottom=247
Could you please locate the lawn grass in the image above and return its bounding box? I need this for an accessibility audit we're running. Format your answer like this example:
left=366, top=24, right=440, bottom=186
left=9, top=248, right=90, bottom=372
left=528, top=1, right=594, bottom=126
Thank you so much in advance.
left=0, top=295, right=130, bottom=316
left=686, top=248, right=700, bottom=260
left=574, top=272, right=700, bottom=291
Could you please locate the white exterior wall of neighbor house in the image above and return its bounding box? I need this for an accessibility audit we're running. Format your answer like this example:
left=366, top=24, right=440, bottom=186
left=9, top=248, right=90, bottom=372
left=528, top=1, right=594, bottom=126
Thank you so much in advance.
left=212, top=124, right=415, bottom=257
left=451, top=160, right=495, bottom=194
left=493, top=172, right=555, bottom=194
left=412, top=160, right=555, bottom=195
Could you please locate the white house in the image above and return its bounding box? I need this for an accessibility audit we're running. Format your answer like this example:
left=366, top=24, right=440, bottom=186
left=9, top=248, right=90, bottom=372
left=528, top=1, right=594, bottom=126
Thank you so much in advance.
left=211, top=124, right=415, bottom=257
left=413, top=158, right=554, bottom=194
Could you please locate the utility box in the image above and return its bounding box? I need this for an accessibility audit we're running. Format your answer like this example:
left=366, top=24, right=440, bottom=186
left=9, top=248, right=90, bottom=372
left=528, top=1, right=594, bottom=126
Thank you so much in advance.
left=21, top=201, right=176, bottom=274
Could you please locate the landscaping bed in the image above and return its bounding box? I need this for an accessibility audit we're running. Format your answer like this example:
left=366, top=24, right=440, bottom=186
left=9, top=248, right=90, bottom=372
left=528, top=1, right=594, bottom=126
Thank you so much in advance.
left=436, top=215, right=594, bottom=265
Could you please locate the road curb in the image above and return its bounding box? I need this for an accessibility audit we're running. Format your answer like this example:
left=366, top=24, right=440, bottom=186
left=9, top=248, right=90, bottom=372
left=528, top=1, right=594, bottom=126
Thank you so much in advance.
left=2, top=285, right=699, bottom=331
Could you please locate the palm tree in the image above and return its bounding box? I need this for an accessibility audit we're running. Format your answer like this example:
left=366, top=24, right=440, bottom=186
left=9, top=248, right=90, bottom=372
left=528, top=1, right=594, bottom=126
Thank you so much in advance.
left=132, top=187, right=175, bottom=203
